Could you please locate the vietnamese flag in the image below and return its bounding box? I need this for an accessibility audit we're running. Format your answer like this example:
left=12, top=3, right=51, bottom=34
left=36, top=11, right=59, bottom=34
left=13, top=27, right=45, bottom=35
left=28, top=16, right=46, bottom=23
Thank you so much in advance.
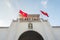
left=19, top=10, right=28, bottom=17
left=23, top=12, right=28, bottom=17
left=40, top=10, right=49, bottom=17
left=19, top=10, right=24, bottom=15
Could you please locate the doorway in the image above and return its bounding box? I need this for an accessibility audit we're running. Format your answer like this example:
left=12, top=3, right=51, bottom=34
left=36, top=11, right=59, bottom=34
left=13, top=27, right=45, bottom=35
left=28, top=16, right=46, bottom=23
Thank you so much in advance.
left=18, top=31, right=44, bottom=40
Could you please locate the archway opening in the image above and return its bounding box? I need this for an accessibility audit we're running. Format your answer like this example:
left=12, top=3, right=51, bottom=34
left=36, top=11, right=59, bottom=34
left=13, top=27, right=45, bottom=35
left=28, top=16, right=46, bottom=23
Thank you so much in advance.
left=18, top=31, right=44, bottom=40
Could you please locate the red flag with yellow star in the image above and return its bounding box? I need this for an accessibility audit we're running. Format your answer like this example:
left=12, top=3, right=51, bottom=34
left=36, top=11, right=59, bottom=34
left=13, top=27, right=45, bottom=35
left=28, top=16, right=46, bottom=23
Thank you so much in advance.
left=19, top=10, right=28, bottom=17
left=40, top=10, right=49, bottom=17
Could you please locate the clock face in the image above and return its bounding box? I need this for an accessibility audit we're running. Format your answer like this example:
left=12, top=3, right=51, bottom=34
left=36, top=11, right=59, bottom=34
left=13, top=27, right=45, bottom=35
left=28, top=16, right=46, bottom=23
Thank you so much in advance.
left=18, top=31, right=44, bottom=40
left=28, top=23, right=33, bottom=29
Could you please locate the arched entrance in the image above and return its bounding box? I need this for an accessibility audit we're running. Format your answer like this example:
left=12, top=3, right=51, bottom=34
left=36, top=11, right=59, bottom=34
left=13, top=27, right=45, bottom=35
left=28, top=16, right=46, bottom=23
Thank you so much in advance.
left=18, top=31, right=44, bottom=40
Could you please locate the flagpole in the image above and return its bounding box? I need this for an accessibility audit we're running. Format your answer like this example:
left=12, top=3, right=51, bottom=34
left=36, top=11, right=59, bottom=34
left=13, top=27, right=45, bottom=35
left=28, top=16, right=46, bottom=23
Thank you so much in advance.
left=40, top=10, right=44, bottom=20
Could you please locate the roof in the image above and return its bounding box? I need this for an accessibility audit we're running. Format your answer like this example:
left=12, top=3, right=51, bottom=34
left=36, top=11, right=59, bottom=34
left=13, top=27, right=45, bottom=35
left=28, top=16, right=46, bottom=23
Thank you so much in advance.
left=52, top=26, right=60, bottom=28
